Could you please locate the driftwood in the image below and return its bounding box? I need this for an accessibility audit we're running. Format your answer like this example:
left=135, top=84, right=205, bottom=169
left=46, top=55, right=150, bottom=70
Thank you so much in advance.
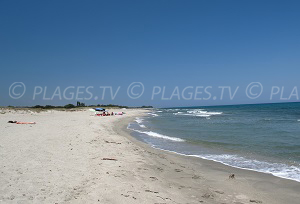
left=102, top=158, right=117, bottom=161
left=105, top=140, right=121, bottom=144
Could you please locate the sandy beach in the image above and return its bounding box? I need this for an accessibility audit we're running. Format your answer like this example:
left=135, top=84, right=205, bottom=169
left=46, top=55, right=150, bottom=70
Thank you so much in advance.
left=0, top=109, right=299, bottom=204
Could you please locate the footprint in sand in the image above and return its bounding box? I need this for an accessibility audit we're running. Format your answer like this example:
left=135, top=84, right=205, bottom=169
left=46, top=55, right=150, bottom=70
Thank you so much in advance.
left=145, top=190, right=159, bottom=194
left=192, top=175, right=202, bottom=179
left=157, top=167, right=163, bottom=172
left=214, top=190, right=224, bottom=194
left=150, top=176, right=158, bottom=181
left=250, top=199, right=263, bottom=203
left=202, top=193, right=214, bottom=199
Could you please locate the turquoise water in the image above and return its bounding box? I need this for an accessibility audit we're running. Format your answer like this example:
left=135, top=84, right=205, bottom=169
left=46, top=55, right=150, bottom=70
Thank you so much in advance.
left=128, top=102, right=300, bottom=182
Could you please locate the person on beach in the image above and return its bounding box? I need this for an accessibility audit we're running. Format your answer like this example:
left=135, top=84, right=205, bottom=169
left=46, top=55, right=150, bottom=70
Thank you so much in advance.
left=8, top=121, right=36, bottom=124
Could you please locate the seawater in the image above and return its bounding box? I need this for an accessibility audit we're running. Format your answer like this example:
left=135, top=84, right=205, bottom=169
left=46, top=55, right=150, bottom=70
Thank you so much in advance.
left=128, top=102, right=300, bottom=182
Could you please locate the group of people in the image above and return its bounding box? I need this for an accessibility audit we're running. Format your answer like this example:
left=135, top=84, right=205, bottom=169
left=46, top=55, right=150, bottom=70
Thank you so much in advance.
left=91, top=108, right=125, bottom=117
left=96, top=112, right=114, bottom=116
left=95, top=111, right=124, bottom=116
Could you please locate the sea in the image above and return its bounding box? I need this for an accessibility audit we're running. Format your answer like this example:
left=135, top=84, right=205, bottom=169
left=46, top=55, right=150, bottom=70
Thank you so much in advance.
left=128, top=102, right=300, bottom=182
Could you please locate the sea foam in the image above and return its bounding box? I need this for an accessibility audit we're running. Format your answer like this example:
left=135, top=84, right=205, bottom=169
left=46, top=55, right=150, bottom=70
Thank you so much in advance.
left=190, top=154, right=300, bottom=182
left=173, top=109, right=222, bottom=117
left=148, top=112, right=159, bottom=117
left=130, top=129, right=184, bottom=142
left=135, top=117, right=146, bottom=128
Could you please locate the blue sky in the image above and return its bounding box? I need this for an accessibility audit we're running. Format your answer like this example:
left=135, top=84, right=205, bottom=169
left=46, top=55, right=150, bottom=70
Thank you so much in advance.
left=1, top=0, right=299, bottom=107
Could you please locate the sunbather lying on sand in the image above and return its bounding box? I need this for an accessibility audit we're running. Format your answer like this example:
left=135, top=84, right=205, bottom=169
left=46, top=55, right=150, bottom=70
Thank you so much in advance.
left=8, top=121, right=36, bottom=124
left=16, top=122, right=36, bottom=124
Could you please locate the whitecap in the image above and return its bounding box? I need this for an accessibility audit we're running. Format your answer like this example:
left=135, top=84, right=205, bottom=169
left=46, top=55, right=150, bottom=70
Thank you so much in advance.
left=174, top=109, right=222, bottom=117
left=135, top=117, right=146, bottom=128
left=129, top=128, right=184, bottom=142
left=148, top=112, right=159, bottom=117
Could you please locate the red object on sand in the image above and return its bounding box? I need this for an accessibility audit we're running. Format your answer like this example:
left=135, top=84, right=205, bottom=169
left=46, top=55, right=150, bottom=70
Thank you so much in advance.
left=16, top=122, right=36, bottom=124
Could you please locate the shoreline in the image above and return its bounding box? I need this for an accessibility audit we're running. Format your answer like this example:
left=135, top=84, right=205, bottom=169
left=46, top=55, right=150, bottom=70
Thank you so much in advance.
left=129, top=112, right=300, bottom=184
left=1, top=109, right=299, bottom=203
left=116, top=111, right=300, bottom=203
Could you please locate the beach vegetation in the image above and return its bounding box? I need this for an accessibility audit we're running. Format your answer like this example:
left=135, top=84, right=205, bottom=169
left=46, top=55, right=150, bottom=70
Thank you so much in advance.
left=64, top=104, right=76, bottom=109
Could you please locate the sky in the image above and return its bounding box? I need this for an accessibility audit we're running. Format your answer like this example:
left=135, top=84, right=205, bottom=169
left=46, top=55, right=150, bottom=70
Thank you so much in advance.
left=0, top=0, right=299, bottom=107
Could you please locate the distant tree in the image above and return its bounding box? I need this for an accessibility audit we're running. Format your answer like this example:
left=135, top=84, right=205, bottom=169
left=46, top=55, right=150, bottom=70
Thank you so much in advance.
left=44, top=105, right=55, bottom=109
left=64, top=104, right=75, bottom=109
left=76, top=101, right=81, bottom=106
left=33, top=105, right=44, bottom=108
left=80, top=102, right=85, bottom=107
